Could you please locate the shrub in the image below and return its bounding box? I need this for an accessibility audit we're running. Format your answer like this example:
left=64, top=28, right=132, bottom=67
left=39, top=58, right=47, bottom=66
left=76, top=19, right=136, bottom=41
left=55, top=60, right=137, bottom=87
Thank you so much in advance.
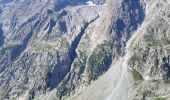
left=85, top=40, right=113, bottom=81
left=161, top=37, right=170, bottom=45
left=144, top=35, right=170, bottom=47
left=142, top=91, right=165, bottom=100
left=152, top=95, right=165, bottom=100
left=131, top=68, right=143, bottom=81
left=130, top=53, right=141, bottom=62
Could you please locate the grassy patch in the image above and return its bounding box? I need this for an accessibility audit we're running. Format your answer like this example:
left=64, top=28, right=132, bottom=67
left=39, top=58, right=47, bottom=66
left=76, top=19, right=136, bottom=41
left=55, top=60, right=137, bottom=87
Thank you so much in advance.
left=31, top=42, right=57, bottom=51
left=131, top=68, right=143, bottom=82
left=144, top=35, right=161, bottom=47
left=152, top=95, right=166, bottom=100
left=130, top=53, right=141, bottom=62
left=151, top=79, right=161, bottom=84
left=45, top=44, right=53, bottom=50
left=161, top=37, right=170, bottom=45
left=142, top=91, right=166, bottom=100
left=144, top=35, right=170, bottom=47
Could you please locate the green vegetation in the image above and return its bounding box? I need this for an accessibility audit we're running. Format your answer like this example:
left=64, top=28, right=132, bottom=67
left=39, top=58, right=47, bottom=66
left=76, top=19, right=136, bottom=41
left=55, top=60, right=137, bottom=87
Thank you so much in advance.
left=45, top=44, right=53, bottom=50
left=142, top=90, right=154, bottom=100
left=133, top=46, right=143, bottom=53
left=151, top=95, right=166, bottom=100
left=131, top=68, right=143, bottom=81
left=144, top=35, right=170, bottom=47
left=142, top=91, right=166, bottom=100
left=161, top=37, right=170, bottom=45
left=151, top=79, right=161, bottom=84
left=89, top=51, right=108, bottom=64
left=31, top=42, right=57, bottom=51
left=87, top=41, right=112, bottom=81
left=1, top=43, right=19, bottom=52
left=88, top=51, right=108, bottom=80
left=130, top=53, right=141, bottom=62
left=61, top=38, right=70, bottom=48
left=30, top=38, right=70, bottom=52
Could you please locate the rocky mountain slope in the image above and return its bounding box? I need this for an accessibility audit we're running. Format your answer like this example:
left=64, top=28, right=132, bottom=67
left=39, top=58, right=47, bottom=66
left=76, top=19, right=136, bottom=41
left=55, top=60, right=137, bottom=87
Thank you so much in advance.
left=0, top=0, right=169, bottom=100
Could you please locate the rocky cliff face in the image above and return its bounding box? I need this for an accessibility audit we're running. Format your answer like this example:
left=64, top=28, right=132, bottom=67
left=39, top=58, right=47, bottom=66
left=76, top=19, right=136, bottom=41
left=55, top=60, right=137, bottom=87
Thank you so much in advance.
left=0, top=0, right=169, bottom=100
left=128, top=1, right=170, bottom=99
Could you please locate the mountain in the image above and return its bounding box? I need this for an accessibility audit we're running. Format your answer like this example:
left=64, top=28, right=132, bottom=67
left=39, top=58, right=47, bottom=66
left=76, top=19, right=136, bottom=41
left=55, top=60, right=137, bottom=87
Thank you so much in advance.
left=0, top=0, right=169, bottom=100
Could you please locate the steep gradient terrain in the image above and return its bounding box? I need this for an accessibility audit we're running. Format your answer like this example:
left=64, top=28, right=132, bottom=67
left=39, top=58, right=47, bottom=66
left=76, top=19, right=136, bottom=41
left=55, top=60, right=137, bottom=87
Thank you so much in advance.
left=0, top=0, right=169, bottom=100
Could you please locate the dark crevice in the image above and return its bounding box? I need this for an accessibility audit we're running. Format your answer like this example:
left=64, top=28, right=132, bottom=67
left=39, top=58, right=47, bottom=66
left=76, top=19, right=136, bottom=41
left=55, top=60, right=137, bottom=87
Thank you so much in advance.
left=69, top=15, right=99, bottom=62
left=10, top=15, right=18, bottom=31
left=125, top=0, right=145, bottom=27
left=115, top=18, right=126, bottom=37
left=59, top=21, right=67, bottom=33
left=43, top=23, right=49, bottom=31
left=10, top=19, right=41, bottom=61
left=57, top=10, right=67, bottom=20
left=19, top=14, right=39, bottom=29
left=47, top=9, right=53, bottom=15
left=44, top=10, right=67, bottom=37
left=46, top=16, right=99, bottom=90
left=47, top=19, right=56, bottom=34
left=125, top=0, right=145, bottom=37
left=0, top=8, right=3, bottom=14
left=113, top=0, right=145, bottom=39
left=0, top=24, right=4, bottom=47
left=162, top=55, right=170, bottom=79
left=45, top=51, right=64, bottom=90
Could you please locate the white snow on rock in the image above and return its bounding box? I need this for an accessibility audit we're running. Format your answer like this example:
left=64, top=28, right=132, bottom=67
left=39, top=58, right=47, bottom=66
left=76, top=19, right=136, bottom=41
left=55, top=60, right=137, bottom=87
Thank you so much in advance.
left=87, top=1, right=96, bottom=6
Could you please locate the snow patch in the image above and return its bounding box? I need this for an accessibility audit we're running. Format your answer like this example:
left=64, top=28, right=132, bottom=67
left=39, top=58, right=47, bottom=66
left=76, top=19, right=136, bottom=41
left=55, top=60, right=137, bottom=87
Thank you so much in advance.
left=86, top=1, right=96, bottom=6
left=144, top=76, right=151, bottom=81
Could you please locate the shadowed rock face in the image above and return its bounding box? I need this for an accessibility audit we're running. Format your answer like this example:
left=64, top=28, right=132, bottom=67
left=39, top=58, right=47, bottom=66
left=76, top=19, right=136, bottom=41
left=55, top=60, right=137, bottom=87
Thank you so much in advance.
left=45, top=15, right=99, bottom=91
left=0, top=0, right=14, bottom=4
left=113, top=0, right=145, bottom=39
left=0, top=27, right=4, bottom=47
